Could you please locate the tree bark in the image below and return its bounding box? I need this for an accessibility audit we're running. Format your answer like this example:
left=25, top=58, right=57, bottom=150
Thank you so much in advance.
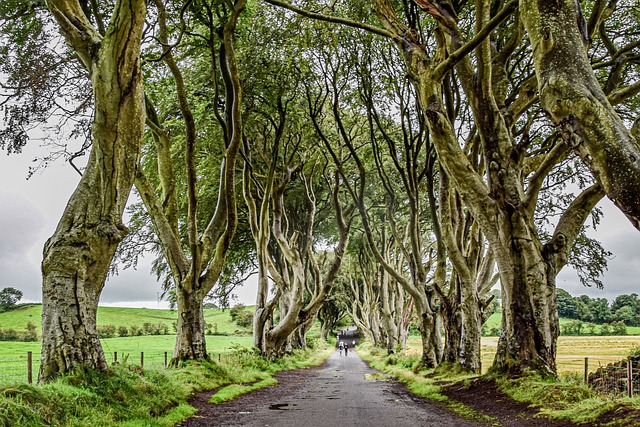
left=372, top=0, right=573, bottom=377
left=40, top=0, right=146, bottom=382
left=136, top=0, right=246, bottom=365
left=172, top=285, right=207, bottom=363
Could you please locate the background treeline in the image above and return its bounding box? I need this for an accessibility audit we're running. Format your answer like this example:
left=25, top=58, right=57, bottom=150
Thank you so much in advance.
left=477, top=288, right=635, bottom=337
left=557, top=289, right=640, bottom=326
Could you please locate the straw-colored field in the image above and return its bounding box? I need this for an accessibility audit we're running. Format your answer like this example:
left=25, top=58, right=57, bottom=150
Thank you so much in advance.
left=406, top=335, right=640, bottom=374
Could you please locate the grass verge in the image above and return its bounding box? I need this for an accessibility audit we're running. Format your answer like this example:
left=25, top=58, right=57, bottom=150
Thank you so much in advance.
left=0, top=341, right=332, bottom=427
left=491, top=372, right=640, bottom=425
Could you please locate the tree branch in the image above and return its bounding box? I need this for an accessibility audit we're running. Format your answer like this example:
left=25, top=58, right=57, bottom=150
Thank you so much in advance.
left=263, top=0, right=394, bottom=39
left=434, top=0, right=518, bottom=80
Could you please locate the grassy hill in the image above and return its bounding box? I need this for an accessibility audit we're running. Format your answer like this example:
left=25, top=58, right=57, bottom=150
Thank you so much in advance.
left=0, top=304, right=252, bottom=336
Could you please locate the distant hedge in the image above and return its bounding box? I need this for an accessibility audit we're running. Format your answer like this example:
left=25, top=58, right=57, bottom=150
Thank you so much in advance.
left=0, top=321, right=38, bottom=342
left=97, top=322, right=171, bottom=338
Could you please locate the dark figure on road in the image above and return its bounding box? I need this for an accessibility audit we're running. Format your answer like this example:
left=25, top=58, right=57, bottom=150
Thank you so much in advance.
left=344, top=342, right=349, bottom=356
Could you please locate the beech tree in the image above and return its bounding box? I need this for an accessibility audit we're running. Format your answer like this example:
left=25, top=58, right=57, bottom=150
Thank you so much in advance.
left=370, top=0, right=606, bottom=376
left=38, top=0, right=147, bottom=381
left=243, top=119, right=352, bottom=356
left=266, top=0, right=613, bottom=376
left=346, top=237, right=414, bottom=353
left=318, top=285, right=350, bottom=341
left=285, top=16, right=489, bottom=369
left=3, top=0, right=628, bottom=380
left=132, top=0, right=246, bottom=363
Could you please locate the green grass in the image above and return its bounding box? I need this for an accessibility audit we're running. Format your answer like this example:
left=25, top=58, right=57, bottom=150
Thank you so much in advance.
left=0, top=304, right=42, bottom=332
left=210, top=377, right=278, bottom=403
left=490, top=373, right=640, bottom=425
left=0, top=335, right=254, bottom=384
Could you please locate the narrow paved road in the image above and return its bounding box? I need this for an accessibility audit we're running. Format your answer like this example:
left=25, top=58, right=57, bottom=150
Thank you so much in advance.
left=249, top=349, right=478, bottom=427
left=182, top=346, right=481, bottom=427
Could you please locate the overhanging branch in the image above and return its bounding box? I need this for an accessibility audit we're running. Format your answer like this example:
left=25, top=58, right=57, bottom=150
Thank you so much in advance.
left=263, top=0, right=394, bottom=39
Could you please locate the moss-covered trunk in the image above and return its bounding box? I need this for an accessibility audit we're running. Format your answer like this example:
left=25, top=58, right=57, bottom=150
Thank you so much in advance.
left=171, top=283, right=208, bottom=364
left=491, top=211, right=559, bottom=377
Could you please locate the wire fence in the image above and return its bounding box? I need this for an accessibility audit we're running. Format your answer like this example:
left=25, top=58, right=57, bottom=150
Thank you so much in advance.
left=585, top=356, right=640, bottom=396
left=0, top=350, right=230, bottom=385
left=0, top=350, right=36, bottom=384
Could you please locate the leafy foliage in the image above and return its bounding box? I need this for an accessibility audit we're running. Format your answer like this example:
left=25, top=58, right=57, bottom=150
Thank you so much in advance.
left=0, top=287, right=22, bottom=311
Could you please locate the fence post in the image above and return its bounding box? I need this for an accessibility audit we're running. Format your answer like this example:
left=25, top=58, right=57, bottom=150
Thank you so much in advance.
left=114, top=351, right=117, bottom=364
left=218, top=353, right=221, bottom=363
left=164, top=351, right=168, bottom=369
left=628, top=358, right=634, bottom=398
left=140, top=352, right=144, bottom=369
left=584, top=357, right=589, bottom=384
left=27, top=351, right=33, bottom=384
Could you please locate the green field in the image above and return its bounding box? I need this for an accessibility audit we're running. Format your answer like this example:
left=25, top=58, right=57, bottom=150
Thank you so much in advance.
left=4, top=306, right=640, bottom=383
left=0, top=304, right=250, bottom=335
left=0, top=305, right=254, bottom=384
left=0, top=335, right=254, bottom=384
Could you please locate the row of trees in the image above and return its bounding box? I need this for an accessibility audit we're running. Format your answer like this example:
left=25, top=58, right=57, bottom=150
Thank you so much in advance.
left=558, top=290, right=640, bottom=326
left=1, top=0, right=638, bottom=382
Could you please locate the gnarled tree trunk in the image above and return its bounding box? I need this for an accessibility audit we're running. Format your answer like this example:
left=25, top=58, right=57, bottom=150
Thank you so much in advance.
left=40, top=0, right=147, bottom=382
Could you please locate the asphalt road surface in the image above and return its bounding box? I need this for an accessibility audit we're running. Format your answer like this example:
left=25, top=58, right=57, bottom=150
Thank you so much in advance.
left=250, top=350, right=478, bottom=427
left=184, top=344, right=482, bottom=427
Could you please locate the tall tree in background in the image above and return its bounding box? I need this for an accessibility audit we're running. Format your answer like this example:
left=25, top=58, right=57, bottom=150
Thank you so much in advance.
left=243, top=126, right=352, bottom=356
left=346, top=236, right=414, bottom=353
left=39, top=0, right=147, bottom=381
left=240, top=7, right=354, bottom=357
left=0, top=287, right=23, bottom=310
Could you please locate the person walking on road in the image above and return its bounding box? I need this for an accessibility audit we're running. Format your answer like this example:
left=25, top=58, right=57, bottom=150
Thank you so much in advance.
left=339, top=341, right=344, bottom=356
left=344, top=342, right=349, bottom=356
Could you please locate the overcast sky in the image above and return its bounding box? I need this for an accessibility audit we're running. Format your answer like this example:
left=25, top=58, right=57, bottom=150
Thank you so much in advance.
left=0, top=142, right=258, bottom=308
left=1, top=138, right=639, bottom=308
